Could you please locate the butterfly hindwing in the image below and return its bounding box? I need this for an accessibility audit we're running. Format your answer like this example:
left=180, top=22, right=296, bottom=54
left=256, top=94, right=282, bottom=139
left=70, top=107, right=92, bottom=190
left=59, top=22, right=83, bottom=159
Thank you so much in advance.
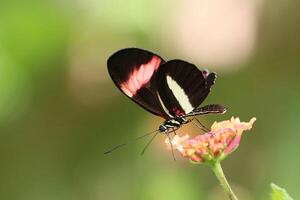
left=107, top=48, right=170, bottom=118
left=156, top=60, right=216, bottom=117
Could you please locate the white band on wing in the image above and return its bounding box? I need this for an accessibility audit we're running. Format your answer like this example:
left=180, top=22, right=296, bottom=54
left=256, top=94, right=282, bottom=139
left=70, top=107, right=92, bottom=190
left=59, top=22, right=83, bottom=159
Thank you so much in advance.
left=166, top=75, right=194, bottom=114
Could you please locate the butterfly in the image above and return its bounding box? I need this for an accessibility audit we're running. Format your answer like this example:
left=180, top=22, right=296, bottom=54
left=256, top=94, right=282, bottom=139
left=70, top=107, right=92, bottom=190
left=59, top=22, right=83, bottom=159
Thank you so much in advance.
left=105, top=48, right=226, bottom=156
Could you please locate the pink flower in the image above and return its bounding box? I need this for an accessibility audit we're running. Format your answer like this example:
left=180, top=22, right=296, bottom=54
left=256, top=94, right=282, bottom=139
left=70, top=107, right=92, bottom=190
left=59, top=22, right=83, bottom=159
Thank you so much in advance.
left=165, top=117, right=256, bottom=164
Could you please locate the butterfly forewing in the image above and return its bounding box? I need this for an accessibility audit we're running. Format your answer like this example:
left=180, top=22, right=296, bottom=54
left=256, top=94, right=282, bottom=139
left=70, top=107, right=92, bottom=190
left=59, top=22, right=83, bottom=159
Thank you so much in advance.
left=107, top=48, right=170, bottom=118
left=156, top=60, right=216, bottom=117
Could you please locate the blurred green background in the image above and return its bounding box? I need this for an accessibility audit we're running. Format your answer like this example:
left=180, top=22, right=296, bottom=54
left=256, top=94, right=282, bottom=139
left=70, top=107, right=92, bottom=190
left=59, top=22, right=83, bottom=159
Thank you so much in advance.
left=0, top=0, right=300, bottom=200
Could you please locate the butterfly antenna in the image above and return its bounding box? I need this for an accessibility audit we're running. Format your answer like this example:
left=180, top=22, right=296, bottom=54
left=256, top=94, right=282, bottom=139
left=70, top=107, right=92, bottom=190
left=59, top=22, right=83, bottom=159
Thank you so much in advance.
left=104, top=129, right=159, bottom=154
left=140, top=131, right=159, bottom=155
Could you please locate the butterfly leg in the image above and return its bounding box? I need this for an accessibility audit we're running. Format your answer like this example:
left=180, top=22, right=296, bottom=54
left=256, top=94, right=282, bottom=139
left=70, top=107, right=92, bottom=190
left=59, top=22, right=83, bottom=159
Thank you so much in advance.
left=171, top=128, right=177, bottom=135
left=195, top=117, right=210, bottom=131
left=192, top=117, right=210, bottom=132
left=167, top=131, right=176, bottom=161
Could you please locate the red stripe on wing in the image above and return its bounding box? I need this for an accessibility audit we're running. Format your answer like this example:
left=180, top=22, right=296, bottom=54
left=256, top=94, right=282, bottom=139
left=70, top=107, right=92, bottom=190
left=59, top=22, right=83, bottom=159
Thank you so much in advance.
left=120, top=55, right=162, bottom=97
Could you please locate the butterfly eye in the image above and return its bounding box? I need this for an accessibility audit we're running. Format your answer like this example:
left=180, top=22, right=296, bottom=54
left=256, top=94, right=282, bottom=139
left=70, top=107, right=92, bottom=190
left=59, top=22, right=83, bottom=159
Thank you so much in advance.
left=158, top=125, right=165, bottom=132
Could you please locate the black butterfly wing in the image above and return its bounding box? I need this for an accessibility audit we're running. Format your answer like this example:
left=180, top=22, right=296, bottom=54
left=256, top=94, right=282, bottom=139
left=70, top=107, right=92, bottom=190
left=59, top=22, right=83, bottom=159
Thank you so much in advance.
left=155, top=60, right=216, bottom=117
left=107, top=48, right=170, bottom=119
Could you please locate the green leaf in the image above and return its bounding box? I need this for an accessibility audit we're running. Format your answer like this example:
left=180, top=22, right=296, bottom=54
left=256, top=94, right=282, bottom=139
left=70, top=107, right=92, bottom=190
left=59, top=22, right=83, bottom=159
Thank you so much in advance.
left=270, top=183, right=293, bottom=200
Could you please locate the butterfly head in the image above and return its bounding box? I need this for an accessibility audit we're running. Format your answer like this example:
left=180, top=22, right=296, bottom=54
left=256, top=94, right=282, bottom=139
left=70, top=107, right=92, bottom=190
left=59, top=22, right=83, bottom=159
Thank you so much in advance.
left=159, top=124, right=168, bottom=133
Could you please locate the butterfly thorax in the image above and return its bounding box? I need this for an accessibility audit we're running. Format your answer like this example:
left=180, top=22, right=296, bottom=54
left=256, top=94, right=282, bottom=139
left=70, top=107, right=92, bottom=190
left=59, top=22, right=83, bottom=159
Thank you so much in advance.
left=159, top=116, right=190, bottom=133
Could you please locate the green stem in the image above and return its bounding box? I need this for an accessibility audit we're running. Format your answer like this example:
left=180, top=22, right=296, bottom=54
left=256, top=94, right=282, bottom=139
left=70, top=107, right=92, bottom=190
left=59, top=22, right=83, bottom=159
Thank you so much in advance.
left=211, top=161, right=238, bottom=200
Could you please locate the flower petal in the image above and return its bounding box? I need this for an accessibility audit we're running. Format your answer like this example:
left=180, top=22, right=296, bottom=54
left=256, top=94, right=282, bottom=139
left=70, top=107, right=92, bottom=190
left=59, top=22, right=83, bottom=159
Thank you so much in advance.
left=225, top=134, right=241, bottom=154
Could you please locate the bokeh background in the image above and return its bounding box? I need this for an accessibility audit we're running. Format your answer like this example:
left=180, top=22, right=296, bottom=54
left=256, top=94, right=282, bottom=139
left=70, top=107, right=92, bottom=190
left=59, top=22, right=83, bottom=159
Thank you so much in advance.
left=0, top=0, right=300, bottom=199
